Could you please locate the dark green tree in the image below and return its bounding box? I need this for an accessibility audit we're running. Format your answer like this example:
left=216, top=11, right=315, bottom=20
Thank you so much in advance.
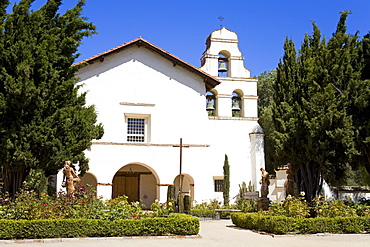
left=271, top=12, right=361, bottom=202
left=0, top=0, right=104, bottom=196
left=257, top=70, right=276, bottom=173
left=350, top=33, right=370, bottom=177
left=223, top=154, right=230, bottom=206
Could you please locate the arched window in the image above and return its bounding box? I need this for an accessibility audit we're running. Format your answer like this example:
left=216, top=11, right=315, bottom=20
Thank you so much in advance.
left=232, top=91, right=242, bottom=117
left=206, top=91, right=216, bottom=116
left=218, top=51, right=230, bottom=77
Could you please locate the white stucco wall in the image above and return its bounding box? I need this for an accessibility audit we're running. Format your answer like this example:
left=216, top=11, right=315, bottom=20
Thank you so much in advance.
left=57, top=29, right=265, bottom=206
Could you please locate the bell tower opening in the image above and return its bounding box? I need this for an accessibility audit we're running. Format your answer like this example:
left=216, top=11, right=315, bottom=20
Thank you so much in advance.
left=218, top=52, right=230, bottom=77
left=200, top=27, right=251, bottom=78
left=206, top=89, right=217, bottom=116
left=232, top=91, right=242, bottom=117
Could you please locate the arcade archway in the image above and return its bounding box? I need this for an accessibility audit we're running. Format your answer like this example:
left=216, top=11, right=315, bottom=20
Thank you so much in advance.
left=112, top=163, right=159, bottom=208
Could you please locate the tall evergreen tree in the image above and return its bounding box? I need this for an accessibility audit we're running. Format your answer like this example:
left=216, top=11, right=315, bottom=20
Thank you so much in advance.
left=257, top=70, right=276, bottom=173
left=271, top=12, right=360, bottom=202
left=0, top=0, right=104, bottom=196
left=223, top=154, right=230, bottom=206
left=350, top=33, right=370, bottom=176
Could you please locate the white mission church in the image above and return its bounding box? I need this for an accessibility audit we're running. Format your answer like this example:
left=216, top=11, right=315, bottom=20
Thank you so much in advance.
left=57, top=27, right=265, bottom=207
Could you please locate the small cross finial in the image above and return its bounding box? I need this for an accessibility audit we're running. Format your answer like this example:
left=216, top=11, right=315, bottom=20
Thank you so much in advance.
left=217, top=14, right=225, bottom=28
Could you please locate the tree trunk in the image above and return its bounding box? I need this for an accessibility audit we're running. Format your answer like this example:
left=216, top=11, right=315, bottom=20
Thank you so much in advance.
left=296, top=162, right=323, bottom=203
left=1, top=164, right=29, bottom=197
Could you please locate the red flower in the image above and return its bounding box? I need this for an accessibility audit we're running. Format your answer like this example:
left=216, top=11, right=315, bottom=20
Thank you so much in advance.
left=79, top=186, right=85, bottom=190
left=81, top=200, right=86, bottom=203
left=42, top=203, right=48, bottom=206
left=132, top=214, right=137, bottom=217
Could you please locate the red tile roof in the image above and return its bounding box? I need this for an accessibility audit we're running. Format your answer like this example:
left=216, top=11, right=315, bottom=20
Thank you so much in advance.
left=74, top=38, right=220, bottom=90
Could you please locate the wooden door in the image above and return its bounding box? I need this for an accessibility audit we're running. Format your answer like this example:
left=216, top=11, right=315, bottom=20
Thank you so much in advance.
left=125, top=176, right=139, bottom=202
left=112, top=175, right=139, bottom=202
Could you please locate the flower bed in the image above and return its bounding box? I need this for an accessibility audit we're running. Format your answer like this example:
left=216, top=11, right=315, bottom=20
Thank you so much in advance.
left=0, top=190, right=199, bottom=239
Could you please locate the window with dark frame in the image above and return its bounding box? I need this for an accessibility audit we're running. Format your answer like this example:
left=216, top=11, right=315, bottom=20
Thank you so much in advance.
left=214, top=179, right=224, bottom=192
left=127, top=118, right=145, bottom=142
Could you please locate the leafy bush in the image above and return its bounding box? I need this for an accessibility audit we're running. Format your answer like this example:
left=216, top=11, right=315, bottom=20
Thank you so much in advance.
left=356, top=205, right=370, bottom=216
left=189, top=199, right=219, bottom=218
left=0, top=190, right=171, bottom=220
left=235, top=199, right=257, bottom=212
left=189, top=199, right=239, bottom=218
left=263, top=196, right=309, bottom=218
left=0, top=214, right=199, bottom=239
left=150, top=199, right=174, bottom=217
left=313, top=198, right=357, bottom=217
left=231, top=212, right=370, bottom=234
left=231, top=213, right=300, bottom=234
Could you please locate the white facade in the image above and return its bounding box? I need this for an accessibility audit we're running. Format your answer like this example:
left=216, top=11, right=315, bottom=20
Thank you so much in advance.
left=58, top=28, right=265, bottom=207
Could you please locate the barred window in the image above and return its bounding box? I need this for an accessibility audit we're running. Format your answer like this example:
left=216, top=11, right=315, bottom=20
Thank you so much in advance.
left=127, top=118, right=145, bottom=142
left=214, top=179, right=224, bottom=192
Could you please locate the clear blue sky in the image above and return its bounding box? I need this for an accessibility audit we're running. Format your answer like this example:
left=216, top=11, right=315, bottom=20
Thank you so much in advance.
left=9, top=0, right=370, bottom=77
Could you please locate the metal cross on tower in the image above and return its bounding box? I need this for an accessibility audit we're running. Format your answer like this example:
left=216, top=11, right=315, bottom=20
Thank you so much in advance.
left=217, top=14, right=225, bottom=28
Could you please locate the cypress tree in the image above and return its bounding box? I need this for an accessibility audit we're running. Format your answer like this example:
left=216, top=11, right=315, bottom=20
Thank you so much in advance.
left=350, top=33, right=370, bottom=176
left=257, top=70, right=276, bottom=173
left=223, top=154, right=230, bottom=206
left=271, top=12, right=361, bottom=202
left=0, top=0, right=104, bottom=196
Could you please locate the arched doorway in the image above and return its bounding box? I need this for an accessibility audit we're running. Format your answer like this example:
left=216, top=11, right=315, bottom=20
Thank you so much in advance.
left=80, top=172, right=98, bottom=195
left=112, top=163, right=159, bottom=208
left=174, top=174, right=194, bottom=204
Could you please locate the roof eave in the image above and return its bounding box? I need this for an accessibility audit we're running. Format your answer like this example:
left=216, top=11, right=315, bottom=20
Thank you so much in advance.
left=74, top=38, right=221, bottom=90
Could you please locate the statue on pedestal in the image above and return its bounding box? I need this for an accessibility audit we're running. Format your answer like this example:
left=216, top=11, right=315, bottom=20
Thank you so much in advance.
left=259, top=168, right=270, bottom=198
left=62, top=161, right=80, bottom=194
left=285, top=163, right=295, bottom=197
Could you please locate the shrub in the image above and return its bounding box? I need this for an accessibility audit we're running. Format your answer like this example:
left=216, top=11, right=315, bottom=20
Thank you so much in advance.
left=190, top=208, right=216, bottom=218
left=0, top=190, right=173, bottom=220
left=0, top=214, right=199, bottom=239
left=231, top=213, right=300, bottom=234
left=150, top=199, right=174, bottom=217
left=356, top=205, right=370, bottom=216
left=263, top=196, right=309, bottom=218
left=231, top=212, right=370, bottom=234
left=102, top=196, right=145, bottom=220
left=235, top=199, right=257, bottom=212
left=189, top=200, right=219, bottom=218
left=313, top=199, right=356, bottom=217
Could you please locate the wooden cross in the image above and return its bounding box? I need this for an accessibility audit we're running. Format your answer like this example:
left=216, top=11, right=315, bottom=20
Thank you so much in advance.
left=173, top=138, right=189, bottom=194
left=217, top=14, right=226, bottom=28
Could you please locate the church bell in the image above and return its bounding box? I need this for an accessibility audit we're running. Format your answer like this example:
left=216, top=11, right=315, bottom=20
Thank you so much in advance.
left=206, top=100, right=215, bottom=110
left=218, top=61, right=228, bottom=72
left=232, top=100, right=241, bottom=111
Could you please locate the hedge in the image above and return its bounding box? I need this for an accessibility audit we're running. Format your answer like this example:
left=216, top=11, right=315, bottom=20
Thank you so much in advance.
left=231, top=212, right=370, bottom=234
left=0, top=214, right=199, bottom=239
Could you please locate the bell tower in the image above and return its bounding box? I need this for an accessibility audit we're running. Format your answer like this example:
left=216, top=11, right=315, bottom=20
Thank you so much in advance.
left=200, top=27, right=264, bottom=199
left=200, top=27, right=257, bottom=119
left=200, top=27, right=251, bottom=78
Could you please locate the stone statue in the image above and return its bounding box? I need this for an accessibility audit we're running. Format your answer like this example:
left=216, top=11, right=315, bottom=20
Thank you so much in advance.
left=285, top=163, right=295, bottom=197
left=62, top=161, right=81, bottom=194
left=259, top=168, right=270, bottom=198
